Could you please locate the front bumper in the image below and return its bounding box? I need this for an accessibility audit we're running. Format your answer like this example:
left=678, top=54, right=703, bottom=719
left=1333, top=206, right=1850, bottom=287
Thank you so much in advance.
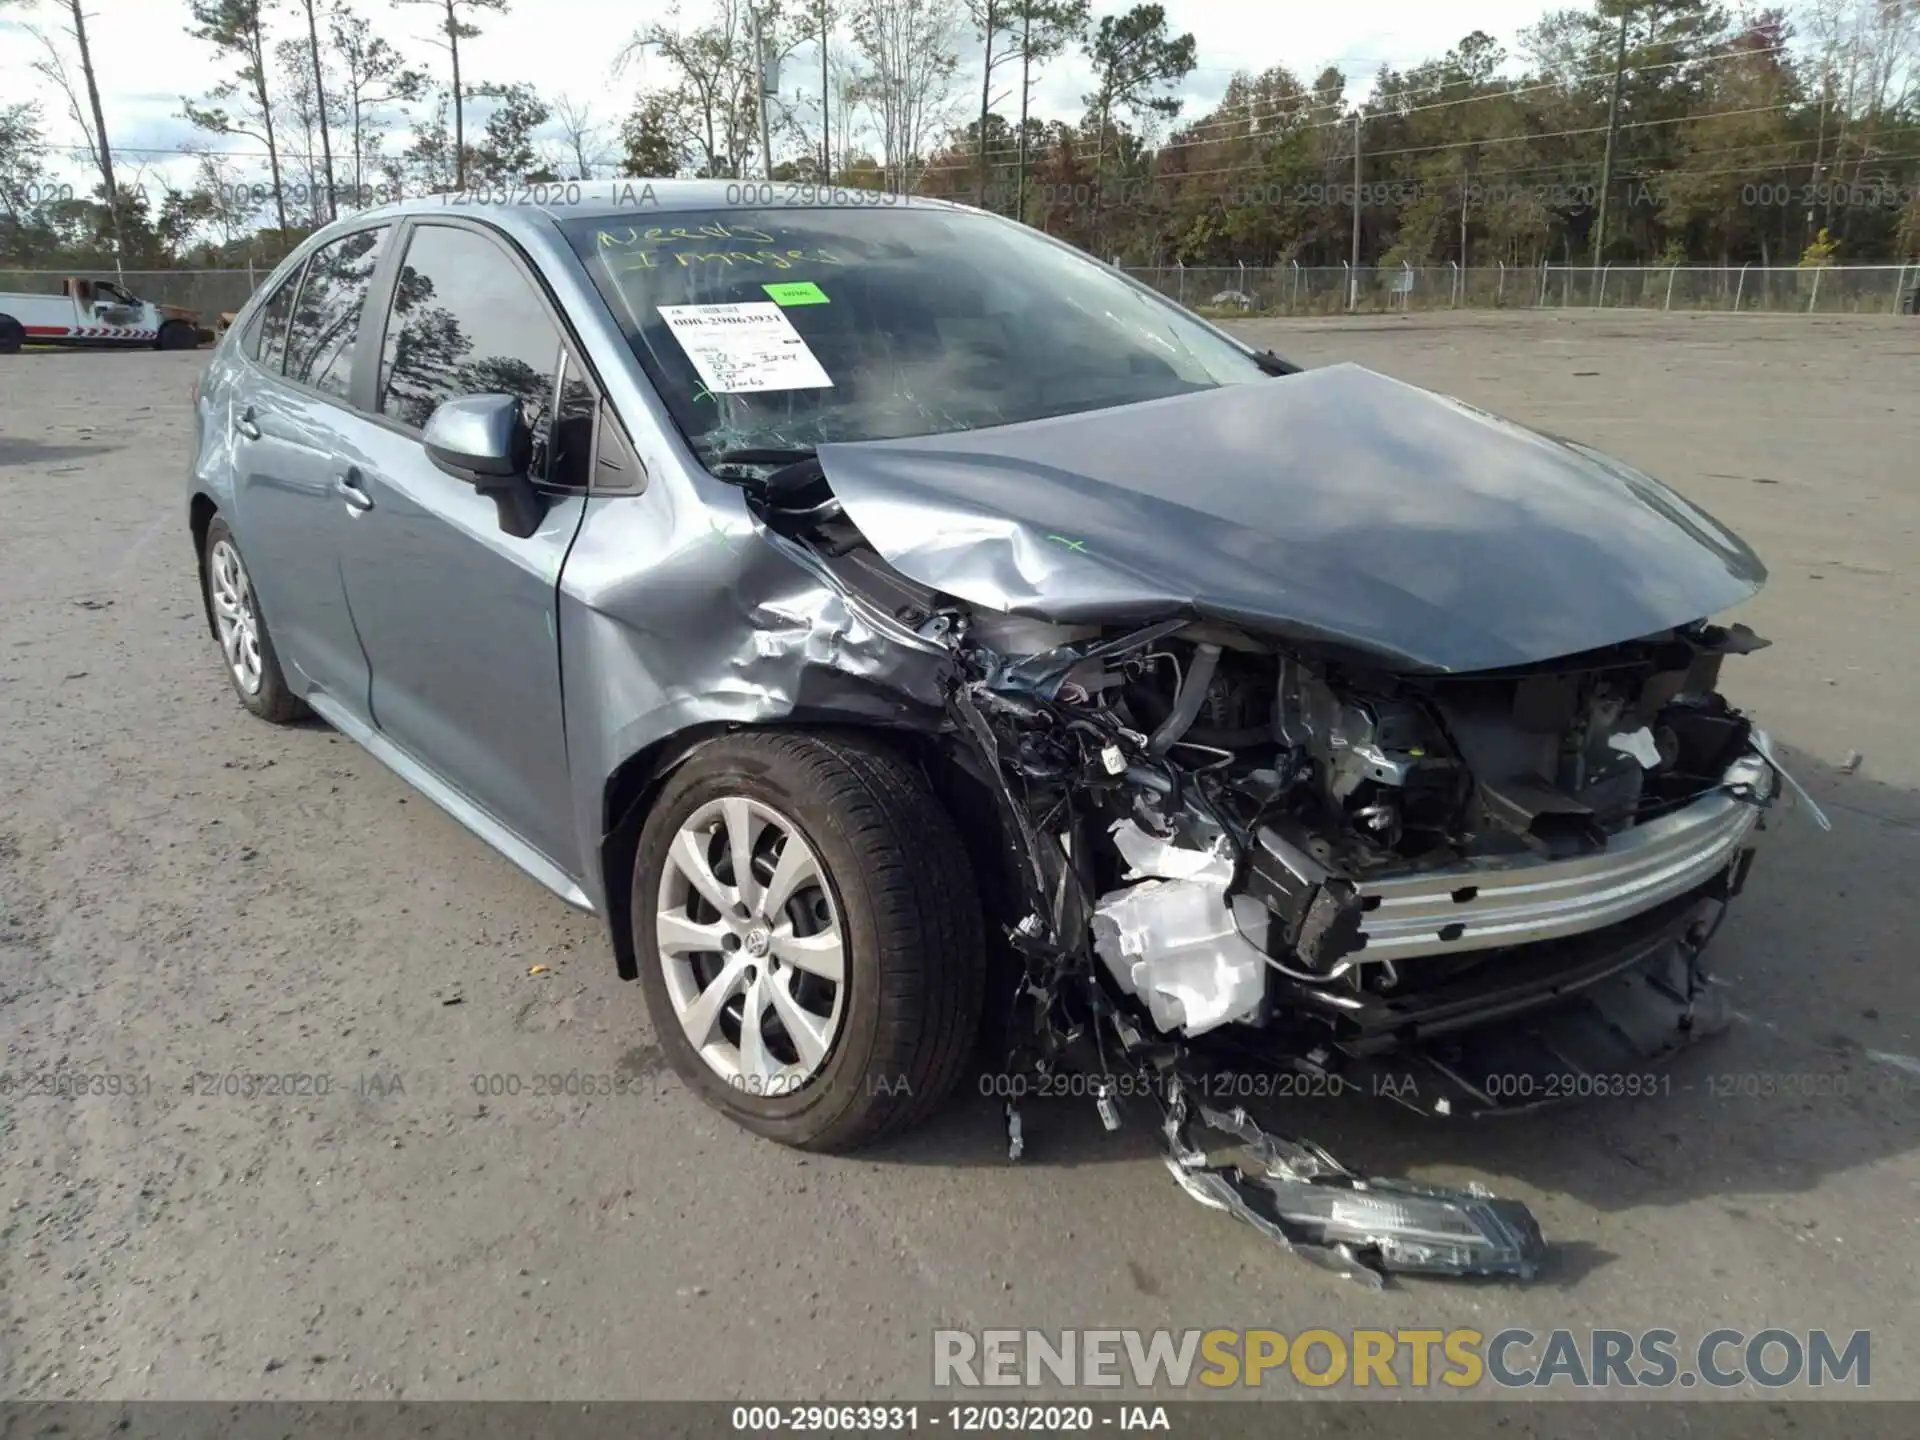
left=1245, top=761, right=1768, bottom=975
left=1327, top=790, right=1757, bottom=961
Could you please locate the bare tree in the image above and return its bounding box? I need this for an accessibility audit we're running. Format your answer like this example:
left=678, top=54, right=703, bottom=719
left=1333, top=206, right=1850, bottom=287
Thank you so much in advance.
left=799, top=0, right=838, bottom=174
left=290, top=0, right=339, bottom=217
left=551, top=94, right=602, bottom=179
left=1798, top=0, right=1920, bottom=233
left=275, top=33, right=331, bottom=224
left=21, top=0, right=126, bottom=258
left=185, top=144, right=267, bottom=246
left=185, top=0, right=291, bottom=234
left=849, top=0, right=962, bottom=192
left=392, top=0, right=509, bottom=189
left=827, top=41, right=867, bottom=173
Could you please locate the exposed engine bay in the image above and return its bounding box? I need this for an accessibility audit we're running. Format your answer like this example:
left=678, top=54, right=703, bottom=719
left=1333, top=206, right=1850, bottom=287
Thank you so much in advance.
left=944, top=610, right=1795, bottom=1283
left=955, top=608, right=1778, bottom=1030
left=750, top=443, right=1811, bottom=1286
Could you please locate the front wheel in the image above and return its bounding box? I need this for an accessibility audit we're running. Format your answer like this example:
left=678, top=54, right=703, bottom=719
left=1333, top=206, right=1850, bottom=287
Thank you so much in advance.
left=158, top=319, right=197, bottom=350
left=633, top=731, right=985, bottom=1152
left=0, top=316, right=23, bottom=355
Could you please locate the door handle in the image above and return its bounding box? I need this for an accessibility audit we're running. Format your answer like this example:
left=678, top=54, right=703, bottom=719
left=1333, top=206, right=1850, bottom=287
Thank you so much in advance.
left=235, top=405, right=262, bottom=441
left=335, top=469, right=374, bottom=513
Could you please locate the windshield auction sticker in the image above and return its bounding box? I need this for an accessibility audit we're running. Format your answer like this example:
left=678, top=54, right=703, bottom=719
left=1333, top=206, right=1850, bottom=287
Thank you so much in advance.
left=657, top=302, right=833, bottom=393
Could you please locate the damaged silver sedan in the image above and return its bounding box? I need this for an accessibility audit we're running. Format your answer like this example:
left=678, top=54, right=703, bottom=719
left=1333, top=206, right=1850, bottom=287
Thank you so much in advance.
left=188, top=184, right=1810, bottom=1285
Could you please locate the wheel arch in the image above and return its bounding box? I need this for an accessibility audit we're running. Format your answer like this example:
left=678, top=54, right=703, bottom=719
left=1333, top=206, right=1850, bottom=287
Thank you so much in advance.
left=597, top=719, right=1012, bottom=984
left=190, top=492, right=221, bottom=642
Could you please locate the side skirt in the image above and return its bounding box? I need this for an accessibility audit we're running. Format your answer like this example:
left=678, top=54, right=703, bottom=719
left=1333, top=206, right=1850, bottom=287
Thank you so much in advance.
left=303, top=688, right=596, bottom=914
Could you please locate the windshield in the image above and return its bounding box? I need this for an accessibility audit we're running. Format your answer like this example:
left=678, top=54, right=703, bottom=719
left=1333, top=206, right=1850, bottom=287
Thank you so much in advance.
left=561, top=206, right=1268, bottom=469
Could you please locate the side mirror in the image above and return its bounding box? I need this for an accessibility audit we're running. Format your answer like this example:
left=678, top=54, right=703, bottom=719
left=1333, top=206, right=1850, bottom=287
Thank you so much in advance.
left=423, top=394, right=548, bottom=538
left=424, top=394, right=525, bottom=478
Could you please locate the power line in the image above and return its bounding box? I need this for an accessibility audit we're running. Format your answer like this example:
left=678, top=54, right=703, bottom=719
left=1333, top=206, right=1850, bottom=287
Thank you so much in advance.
left=1165, top=39, right=1789, bottom=152
left=918, top=92, right=1810, bottom=180
left=918, top=41, right=1800, bottom=174
left=1097, top=38, right=1793, bottom=164
left=995, top=132, right=1856, bottom=201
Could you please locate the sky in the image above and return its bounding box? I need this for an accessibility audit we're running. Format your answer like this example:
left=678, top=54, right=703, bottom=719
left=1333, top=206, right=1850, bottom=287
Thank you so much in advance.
left=1, top=0, right=1580, bottom=201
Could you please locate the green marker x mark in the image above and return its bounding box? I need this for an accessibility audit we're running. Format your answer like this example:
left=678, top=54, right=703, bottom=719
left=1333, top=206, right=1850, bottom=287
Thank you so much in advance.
left=1046, top=534, right=1089, bottom=553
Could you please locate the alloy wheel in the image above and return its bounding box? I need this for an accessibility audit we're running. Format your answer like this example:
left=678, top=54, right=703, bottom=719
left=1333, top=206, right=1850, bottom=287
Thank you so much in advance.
left=655, top=797, right=847, bottom=1092
left=208, top=538, right=263, bottom=695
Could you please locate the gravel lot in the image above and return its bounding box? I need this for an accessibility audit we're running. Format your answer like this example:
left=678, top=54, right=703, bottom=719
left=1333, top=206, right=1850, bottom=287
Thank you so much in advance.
left=2, top=312, right=1915, bottom=1403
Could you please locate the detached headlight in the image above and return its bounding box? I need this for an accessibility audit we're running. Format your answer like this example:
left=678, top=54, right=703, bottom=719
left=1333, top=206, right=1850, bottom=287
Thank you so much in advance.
left=1722, top=751, right=1775, bottom=804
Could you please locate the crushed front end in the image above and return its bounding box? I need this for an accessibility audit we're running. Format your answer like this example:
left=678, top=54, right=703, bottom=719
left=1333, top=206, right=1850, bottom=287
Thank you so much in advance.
left=743, top=404, right=1802, bottom=1283
left=933, top=610, right=1800, bottom=1283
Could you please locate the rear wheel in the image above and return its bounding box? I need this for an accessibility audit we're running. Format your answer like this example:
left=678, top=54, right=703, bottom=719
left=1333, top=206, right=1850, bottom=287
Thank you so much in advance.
left=0, top=316, right=22, bottom=355
left=202, top=516, right=308, bottom=723
left=158, top=319, right=197, bottom=351
left=633, top=731, right=985, bottom=1152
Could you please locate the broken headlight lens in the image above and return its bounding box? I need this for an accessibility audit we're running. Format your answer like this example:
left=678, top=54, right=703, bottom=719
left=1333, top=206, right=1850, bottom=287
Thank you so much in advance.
left=1295, top=1184, right=1547, bottom=1275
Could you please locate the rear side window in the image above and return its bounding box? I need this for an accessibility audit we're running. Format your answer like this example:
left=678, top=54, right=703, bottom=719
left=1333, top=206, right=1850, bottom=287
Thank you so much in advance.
left=376, top=224, right=563, bottom=445
left=283, top=225, right=391, bottom=400
left=249, top=263, right=304, bottom=373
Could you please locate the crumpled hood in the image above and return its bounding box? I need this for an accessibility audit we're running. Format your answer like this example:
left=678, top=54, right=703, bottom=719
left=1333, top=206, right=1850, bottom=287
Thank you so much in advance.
left=813, top=364, right=1765, bottom=673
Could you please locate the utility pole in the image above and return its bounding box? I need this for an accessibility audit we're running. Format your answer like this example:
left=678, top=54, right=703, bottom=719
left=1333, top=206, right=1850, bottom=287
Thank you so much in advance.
left=751, top=3, right=775, bottom=180
left=1014, top=5, right=1032, bottom=223
left=820, top=7, right=830, bottom=178
left=1592, top=6, right=1630, bottom=268
left=1349, top=110, right=1361, bottom=310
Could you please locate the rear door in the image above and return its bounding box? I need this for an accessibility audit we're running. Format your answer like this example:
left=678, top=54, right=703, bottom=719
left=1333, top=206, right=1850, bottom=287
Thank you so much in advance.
left=227, top=225, right=391, bottom=713
left=333, top=218, right=593, bottom=873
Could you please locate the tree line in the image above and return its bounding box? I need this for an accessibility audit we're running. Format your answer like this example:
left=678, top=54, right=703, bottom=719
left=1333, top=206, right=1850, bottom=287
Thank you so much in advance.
left=1, top=0, right=1916, bottom=277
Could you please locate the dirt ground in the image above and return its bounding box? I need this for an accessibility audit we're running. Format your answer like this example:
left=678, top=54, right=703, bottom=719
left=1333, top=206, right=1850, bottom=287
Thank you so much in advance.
left=2, top=312, right=1916, bottom=1402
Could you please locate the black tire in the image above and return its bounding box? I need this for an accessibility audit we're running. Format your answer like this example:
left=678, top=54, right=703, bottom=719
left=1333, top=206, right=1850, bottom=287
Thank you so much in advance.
left=201, top=516, right=309, bottom=724
left=0, top=316, right=22, bottom=355
left=158, top=319, right=197, bottom=350
left=633, top=731, right=985, bottom=1152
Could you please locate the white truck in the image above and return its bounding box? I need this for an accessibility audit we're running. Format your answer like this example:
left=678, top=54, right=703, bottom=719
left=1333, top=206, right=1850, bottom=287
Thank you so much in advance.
left=0, top=276, right=210, bottom=354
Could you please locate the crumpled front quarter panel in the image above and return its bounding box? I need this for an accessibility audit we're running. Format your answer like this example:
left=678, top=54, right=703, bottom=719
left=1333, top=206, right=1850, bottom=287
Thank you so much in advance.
left=556, top=477, right=951, bottom=910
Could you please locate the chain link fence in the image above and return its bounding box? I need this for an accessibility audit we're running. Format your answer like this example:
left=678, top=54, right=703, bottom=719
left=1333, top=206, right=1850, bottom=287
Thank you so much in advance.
left=1126, top=262, right=1920, bottom=316
left=7, top=261, right=1917, bottom=325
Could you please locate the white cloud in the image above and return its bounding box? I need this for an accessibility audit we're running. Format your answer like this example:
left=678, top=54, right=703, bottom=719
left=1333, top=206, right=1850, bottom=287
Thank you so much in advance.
left=2, top=0, right=1579, bottom=202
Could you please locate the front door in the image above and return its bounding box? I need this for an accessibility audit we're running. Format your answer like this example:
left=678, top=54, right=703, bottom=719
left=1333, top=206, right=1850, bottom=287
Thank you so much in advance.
left=334, top=220, right=593, bottom=874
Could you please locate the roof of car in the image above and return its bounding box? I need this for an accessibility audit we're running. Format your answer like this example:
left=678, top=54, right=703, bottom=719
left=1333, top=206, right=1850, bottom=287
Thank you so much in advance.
left=348, top=180, right=972, bottom=237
